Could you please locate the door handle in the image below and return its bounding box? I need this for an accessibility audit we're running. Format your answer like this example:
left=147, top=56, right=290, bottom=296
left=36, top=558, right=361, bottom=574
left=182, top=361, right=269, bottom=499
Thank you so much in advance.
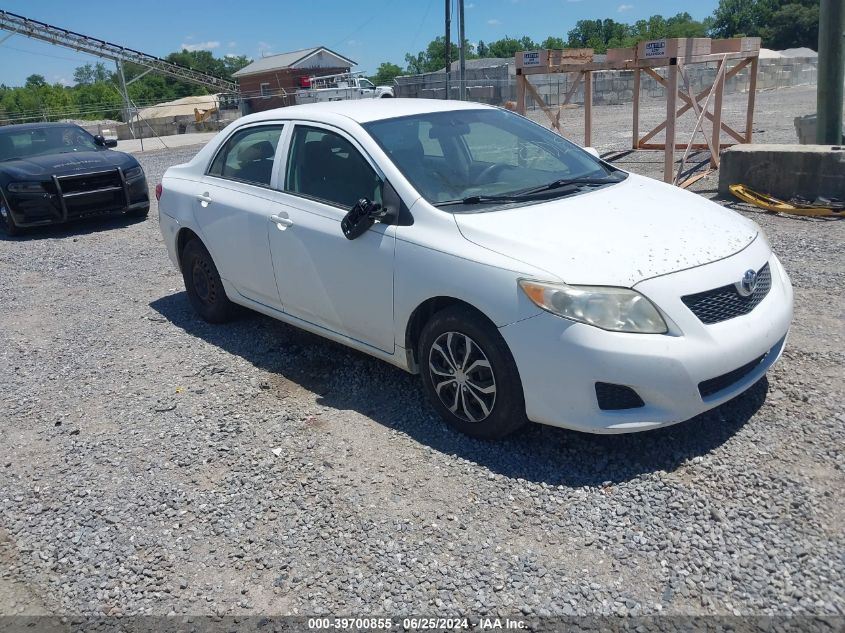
left=196, top=192, right=212, bottom=206
left=270, top=213, right=294, bottom=228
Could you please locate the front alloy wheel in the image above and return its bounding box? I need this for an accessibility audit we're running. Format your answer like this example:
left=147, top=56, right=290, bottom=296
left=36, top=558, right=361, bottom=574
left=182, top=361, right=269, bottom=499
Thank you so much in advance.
left=419, top=306, right=527, bottom=439
left=429, top=332, right=497, bottom=423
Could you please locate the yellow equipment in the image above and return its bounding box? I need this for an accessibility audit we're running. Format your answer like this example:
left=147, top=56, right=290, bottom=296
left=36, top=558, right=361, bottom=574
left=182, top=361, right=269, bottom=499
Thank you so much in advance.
left=194, top=107, right=218, bottom=124
left=729, top=184, right=844, bottom=218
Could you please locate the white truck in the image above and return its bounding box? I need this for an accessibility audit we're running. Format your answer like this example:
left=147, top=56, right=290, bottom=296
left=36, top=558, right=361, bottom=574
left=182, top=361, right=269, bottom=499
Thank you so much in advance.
left=295, top=71, right=394, bottom=104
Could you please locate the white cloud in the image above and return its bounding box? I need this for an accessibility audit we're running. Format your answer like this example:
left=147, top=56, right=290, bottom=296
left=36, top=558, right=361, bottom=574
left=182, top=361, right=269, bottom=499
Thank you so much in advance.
left=227, top=41, right=237, bottom=48
left=487, top=18, right=501, bottom=25
left=180, top=40, right=220, bottom=51
left=617, top=3, right=634, bottom=11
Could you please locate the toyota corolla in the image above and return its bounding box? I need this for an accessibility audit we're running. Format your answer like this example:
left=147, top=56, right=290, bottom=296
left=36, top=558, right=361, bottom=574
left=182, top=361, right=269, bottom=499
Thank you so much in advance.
left=157, top=99, right=792, bottom=439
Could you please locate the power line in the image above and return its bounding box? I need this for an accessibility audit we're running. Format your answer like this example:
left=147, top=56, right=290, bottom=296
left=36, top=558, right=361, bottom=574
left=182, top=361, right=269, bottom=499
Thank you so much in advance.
left=407, top=0, right=436, bottom=60
left=330, top=0, right=397, bottom=52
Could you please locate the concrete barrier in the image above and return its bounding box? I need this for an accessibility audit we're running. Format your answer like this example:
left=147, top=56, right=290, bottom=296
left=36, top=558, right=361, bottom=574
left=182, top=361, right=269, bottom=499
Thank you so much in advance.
left=718, top=144, right=845, bottom=200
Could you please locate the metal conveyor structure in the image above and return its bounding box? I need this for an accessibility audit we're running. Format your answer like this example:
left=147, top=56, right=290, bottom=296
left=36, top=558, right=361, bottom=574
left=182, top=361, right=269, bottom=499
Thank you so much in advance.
left=0, top=10, right=239, bottom=93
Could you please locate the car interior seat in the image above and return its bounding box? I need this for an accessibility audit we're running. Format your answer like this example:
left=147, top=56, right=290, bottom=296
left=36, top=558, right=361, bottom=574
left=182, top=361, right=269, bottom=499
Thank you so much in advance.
left=235, top=140, right=275, bottom=185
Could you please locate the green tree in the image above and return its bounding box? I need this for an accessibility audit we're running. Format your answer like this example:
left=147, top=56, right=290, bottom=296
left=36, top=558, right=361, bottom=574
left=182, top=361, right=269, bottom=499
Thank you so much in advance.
left=25, top=74, right=47, bottom=89
left=766, top=3, right=818, bottom=50
left=540, top=36, right=567, bottom=49
left=486, top=36, right=538, bottom=58
left=371, top=62, right=404, bottom=85
left=73, top=62, right=112, bottom=86
left=710, top=0, right=818, bottom=50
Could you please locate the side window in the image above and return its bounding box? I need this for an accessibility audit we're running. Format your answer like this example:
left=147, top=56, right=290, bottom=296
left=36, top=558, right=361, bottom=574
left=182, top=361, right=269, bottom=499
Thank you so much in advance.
left=207, top=126, right=283, bottom=188
left=285, top=126, right=382, bottom=209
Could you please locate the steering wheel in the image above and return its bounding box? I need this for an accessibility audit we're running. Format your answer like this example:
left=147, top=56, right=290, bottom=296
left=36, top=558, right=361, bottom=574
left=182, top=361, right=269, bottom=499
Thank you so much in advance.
left=473, top=163, right=508, bottom=185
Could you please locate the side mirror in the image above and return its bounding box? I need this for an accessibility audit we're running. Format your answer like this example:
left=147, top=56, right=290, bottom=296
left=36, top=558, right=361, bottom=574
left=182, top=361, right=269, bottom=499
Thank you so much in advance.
left=341, top=198, right=387, bottom=240
left=94, top=134, right=117, bottom=148
left=583, top=146, right=600, bottom=158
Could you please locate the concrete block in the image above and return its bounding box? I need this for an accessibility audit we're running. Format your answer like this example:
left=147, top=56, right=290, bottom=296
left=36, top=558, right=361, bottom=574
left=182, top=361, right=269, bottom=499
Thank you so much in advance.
left=719, top=144, right=845, bottom=200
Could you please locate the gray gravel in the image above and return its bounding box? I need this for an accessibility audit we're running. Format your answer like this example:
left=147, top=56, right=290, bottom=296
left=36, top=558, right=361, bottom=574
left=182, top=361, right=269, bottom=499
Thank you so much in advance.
left=0, top=85, right=843, bottom=619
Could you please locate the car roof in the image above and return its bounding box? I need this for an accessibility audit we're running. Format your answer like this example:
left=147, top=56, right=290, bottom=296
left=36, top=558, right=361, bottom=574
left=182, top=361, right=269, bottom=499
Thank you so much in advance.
left=243, top=98, right=495, bottom=125
left=0, top=122, right=81, bottom=133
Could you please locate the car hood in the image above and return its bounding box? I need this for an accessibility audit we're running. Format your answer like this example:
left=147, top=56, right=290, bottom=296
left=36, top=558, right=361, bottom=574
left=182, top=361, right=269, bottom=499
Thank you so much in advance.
left=0, top=150, right=135, bottom=180
left=454, top=173, right=758, bottom=287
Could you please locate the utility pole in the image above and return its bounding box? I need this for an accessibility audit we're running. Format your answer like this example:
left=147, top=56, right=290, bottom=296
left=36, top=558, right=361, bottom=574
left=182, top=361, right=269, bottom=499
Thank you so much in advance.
left=816, top=0, right=844, bottom=144
left=444, top=0, right=451, bottom=100
left=458, top=0, right=466, bottom=100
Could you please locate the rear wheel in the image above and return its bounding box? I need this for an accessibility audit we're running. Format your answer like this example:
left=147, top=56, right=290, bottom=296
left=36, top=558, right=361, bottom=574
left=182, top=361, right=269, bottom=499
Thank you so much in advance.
left=419, top=306, right=527, bottom=439
left=0, top=200, right=21, bottom=237
left=180, top=239, right=238, bottom=323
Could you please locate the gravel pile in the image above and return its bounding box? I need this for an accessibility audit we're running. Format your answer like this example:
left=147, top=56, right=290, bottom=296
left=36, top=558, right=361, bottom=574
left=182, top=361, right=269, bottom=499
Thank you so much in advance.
left=0, top=85, right=842, bottom=620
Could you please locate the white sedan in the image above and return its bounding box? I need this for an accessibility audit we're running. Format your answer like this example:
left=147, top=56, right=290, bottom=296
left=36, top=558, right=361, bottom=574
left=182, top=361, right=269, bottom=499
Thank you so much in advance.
left=157, top=99, right=792, bottom=439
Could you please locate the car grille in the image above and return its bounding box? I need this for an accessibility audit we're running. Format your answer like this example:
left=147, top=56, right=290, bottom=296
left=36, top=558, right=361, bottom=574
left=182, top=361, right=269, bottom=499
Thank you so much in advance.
left=55, top=169, right=128, bottom=218
left=58, top=170, right=123, bottom=194
left=698, top=353, right=767, bottom=398
left=681, top=263, right=771, bottom=325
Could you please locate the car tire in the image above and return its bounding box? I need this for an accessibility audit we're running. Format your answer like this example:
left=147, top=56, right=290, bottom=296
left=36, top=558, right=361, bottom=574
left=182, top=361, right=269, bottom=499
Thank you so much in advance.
left=180, top=238, right=239, bottom=323
left=0, top=201, right=21, bottom=237
left=419, top=305, right=527, bottom=439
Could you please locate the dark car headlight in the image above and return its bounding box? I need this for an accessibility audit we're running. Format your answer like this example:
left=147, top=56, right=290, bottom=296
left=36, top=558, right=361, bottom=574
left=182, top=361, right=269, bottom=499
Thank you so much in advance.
left=7, top=182, right=45, bottom=193
left=124, top=166, right=144, bottom=181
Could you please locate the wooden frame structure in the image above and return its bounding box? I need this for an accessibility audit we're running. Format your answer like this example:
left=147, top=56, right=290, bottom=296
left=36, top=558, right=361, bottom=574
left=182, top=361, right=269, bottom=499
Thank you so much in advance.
left=515, top=38, right=761, bottom=186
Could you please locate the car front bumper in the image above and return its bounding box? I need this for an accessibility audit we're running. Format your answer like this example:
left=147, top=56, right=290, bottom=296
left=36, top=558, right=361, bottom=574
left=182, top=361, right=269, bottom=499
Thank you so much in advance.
left=3, top=172, right=149, bottom=228
left=499, top=242, right=793, bottom=434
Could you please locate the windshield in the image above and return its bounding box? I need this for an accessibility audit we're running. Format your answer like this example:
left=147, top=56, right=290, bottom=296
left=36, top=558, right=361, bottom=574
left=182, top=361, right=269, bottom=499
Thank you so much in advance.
left=364, top=108, right=624, bottom=210
left=0, top=125, right=100, bottom=162
left=359, top=78, right=375, bottom=89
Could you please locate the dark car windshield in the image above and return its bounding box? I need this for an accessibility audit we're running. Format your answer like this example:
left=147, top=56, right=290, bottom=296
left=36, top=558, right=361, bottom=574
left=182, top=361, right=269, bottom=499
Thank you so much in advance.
left=0, top=125, right=100, bottom=162
left=363, top=108, right=625, bottom=210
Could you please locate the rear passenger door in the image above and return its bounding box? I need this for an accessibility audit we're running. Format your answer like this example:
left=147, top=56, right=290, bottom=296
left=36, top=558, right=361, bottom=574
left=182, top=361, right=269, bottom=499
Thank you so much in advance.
left=194, top=124, right=285, bottom=309
left=266, top=123, right=396, bottom=354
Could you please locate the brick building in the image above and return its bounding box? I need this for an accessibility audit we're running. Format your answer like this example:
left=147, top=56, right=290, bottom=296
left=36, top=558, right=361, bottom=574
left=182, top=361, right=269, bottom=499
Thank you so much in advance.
left=234, top=47, right=356, bottom=114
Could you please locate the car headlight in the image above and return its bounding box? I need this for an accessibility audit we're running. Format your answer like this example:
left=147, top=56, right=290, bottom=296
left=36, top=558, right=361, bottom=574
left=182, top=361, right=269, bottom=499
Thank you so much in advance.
left=519, top=279, right=668, bottom=334
left=7, top=182, right=45, bottom=193
left=124, top=166, right=144, bottom=181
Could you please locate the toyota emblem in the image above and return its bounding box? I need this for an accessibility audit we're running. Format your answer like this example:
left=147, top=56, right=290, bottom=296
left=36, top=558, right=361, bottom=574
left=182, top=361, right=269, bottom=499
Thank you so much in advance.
left=736, top=269, right=758, bottom=297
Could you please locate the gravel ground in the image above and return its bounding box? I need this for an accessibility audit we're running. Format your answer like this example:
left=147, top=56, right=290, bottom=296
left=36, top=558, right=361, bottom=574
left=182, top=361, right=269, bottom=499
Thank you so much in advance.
left=0, top=85, right=843, bottom=621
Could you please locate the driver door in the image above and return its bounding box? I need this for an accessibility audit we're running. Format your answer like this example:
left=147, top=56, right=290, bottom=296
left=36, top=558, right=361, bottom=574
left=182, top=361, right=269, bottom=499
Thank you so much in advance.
left=266, top=123, right=395, bottom=354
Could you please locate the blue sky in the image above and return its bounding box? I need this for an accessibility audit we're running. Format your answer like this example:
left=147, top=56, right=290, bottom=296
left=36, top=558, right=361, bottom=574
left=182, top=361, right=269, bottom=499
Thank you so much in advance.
left=0, top=0, right=719, bottom=87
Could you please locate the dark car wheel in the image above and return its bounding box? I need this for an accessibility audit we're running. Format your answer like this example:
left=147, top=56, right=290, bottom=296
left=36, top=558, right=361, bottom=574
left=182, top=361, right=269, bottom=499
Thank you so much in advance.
left=419, top=305, right=527, bottom=440
left=0, top=201, right=21, bottom=237
left=180, top=239, right=239, bottom=323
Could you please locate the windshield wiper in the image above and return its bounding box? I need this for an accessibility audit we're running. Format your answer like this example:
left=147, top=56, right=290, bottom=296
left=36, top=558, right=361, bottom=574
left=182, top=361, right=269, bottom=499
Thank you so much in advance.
left=516, top=175, right=625, bottom=197
left=434, top=174, right=626, bottom=208
left=436, top=194, right=529, bottom=207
